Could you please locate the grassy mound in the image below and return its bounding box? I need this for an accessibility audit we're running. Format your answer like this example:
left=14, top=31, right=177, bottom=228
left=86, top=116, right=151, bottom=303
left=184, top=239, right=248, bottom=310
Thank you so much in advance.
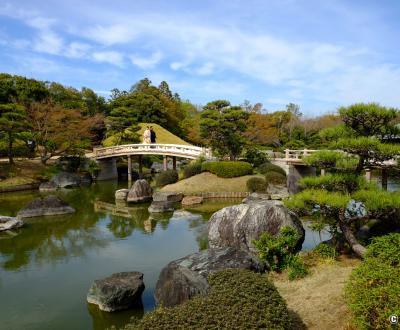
left=201, top=161, right=253, bottom=178
left=103, top=123, right=191, bottom=146
left=161, top=172, right=264, bottom=194
left=127, top=269, right=291, bottom=330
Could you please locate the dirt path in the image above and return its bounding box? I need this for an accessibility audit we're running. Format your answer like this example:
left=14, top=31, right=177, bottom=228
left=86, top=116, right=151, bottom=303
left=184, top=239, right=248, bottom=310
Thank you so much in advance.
left=270, top=257, right=360, bottom=330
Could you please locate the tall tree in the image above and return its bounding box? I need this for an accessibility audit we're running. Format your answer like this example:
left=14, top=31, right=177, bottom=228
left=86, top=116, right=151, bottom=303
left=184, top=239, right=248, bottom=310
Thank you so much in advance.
left=0, top=104, right=30, bottom=164
left=200, top=100, right=249, bottom=160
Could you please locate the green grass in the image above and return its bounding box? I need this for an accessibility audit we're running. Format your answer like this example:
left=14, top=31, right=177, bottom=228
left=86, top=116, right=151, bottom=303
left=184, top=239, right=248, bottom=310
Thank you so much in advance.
left=161, top=172, right=265, bottom=194
left=103, top=123, right=191, bottom=146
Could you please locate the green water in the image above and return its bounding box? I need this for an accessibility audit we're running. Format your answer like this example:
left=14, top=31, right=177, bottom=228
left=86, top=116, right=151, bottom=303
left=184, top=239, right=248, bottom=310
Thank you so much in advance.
left=0, top=182, right=227, bottom=330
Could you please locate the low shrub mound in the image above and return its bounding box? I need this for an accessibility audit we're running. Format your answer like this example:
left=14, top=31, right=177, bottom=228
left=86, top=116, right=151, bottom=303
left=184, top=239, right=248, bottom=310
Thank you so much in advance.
left=183, top=162, right=202, bottom=179
left=201, top=161, right=253, bottom=178
left=128, top=269, right=292, bottom=330
left=265, top=171, right=287, bottom=185
left=258, top=162, right=287, bottom=176
left=155, top=169, right=179, bottom=187
left=247, top=177, right=268, bottom=193
left=345, top=233, right=400, bottom=330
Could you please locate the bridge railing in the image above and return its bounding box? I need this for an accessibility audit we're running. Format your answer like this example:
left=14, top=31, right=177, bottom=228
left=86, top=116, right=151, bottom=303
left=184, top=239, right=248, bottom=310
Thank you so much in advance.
left=283, top=149, right=319, bottom=160
left=93, top=143, right=212, bottom=159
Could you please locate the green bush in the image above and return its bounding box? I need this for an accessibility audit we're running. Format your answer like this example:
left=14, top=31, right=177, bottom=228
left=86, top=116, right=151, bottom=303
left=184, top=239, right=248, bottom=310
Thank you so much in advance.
left=300, top=173, right=367, bottom=193
left=258, top=162, right=287, bottom=176
left=155, top=169, right=179, bottom=187
left=265, top=171, right=287, bottom=185
left=244, top=147, right=267, bottom=167
left=246, top=177, right=268, bottom=193
left=253, top=226, right=302, bottom=272
left=312, top=243, right=338, bottom=259
left=287, top=255, right=309, bottom=280
left=183, top=162, right=202, bottom=179
left=128, top=269, right=292, bottom=330
left=201, top=161, right=253, bottom=178
left=345, top=234, right=400, bottom=330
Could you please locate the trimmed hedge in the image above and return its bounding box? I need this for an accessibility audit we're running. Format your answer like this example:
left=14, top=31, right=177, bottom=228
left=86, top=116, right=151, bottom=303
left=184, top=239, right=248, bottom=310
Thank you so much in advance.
left=247, top=177, right=268, bottom=193
left=155, top=169, right=179, bottom=187
left=128, top=269, right=292, bottom=330
left=201, top=161, right=253, bottom=178
left=258, top=162, right=287, bottom=176
left=265, top=171, right=287, bottom=185
left=345, top=234, right=400, bottom=330
left=183, top=162, right=202, bottom=179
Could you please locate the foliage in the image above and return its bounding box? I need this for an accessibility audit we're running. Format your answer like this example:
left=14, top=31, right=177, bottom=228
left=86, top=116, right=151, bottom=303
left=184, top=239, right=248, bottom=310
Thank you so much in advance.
left=105, top=106, right=140, bottom=144
left=312, top=243, right=338, bottom=259
left=244, top=147, right=267, bottom=167
left=265, top=171, right=287, bottom=185
left=87, top=160, right=100, bottom=178
left=345, top=234, right=400, bottom=330
left=155, top=169, right=179, bottom=187
left=299, top=173, right=368, bottom=193
left=128, top=269, right=292, bottom=330
left=246, top=177, right=268, bottom=193
left=287, top=255, right=309, bottom=280
left=303, top=150, right=344, bottom=169
left=257, top=162, right=287, bottom=176
left=253, top=226, right=302, bottom=271
left=201, top=161, right=253, bottom=178
left=200, top=100, right=249, bottom=160
left=183, top=162, right=202, bottom=179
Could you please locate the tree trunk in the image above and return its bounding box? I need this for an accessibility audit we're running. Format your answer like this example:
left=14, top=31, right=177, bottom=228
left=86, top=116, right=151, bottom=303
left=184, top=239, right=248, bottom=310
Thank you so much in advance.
left=8, top=133, right=14, bottom=165
left=338, top=210, right=367, bottom=258
left=355, top=156, right=364, bottom=174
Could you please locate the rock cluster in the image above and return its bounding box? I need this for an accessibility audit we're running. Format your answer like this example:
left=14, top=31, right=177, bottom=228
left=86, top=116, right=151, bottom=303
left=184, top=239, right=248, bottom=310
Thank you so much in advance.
left=148, top=192, right=183, bottom=213
left=87, top=272, right=145, bottom=312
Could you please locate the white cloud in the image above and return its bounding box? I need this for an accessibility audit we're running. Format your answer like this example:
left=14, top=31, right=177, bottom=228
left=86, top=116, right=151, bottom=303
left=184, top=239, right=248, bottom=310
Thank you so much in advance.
left=65, top=42, right=91, bottom=58
left=130, top=51, right=162, bottom=69
left=195, top=62, right=215, bottom=76
left=32, top=31, right=63, bottom=55
left=85, top=24, right=139, bottom=45
left=92, top=51, right=124, bottom=67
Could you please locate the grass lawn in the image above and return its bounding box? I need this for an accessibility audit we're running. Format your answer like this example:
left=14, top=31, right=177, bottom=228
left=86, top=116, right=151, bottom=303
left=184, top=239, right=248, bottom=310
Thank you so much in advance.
left=270, top=255, right=360, bottom=330
left=0, top=160, right=46, bottom=188
left=161, top=172, right=264, bottom=194
left=103, top=122, right=191, bottom=146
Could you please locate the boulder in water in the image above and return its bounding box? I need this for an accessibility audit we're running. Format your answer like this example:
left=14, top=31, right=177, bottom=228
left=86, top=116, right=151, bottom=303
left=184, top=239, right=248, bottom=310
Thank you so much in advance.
left=87, top=271, right=145, bottom=312
left=148, top=201, right=174, bottom=213
left=153, top=192, right=183, bottom=203
left=0, top=216, right=23, bottom=231
left=50, top=172, right=81, bottom=188
left=127, top=179, right=153, bottom=203
left=181, top=196, right=203, bottom=206
left=17, top=195, right=75, bottom=218
left=115, top=189, right=129, bottom=201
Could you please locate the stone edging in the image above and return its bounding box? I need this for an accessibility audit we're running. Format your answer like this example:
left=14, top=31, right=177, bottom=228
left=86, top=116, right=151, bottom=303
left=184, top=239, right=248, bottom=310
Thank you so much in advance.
left=0, top=183, right=40, bottom=193
left=183, top=192, right=250, bottom=199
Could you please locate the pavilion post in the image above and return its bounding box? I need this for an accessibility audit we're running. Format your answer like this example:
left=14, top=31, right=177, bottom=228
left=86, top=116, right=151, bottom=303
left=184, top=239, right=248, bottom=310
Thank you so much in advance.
left=127, top=155, right=132, bottom=186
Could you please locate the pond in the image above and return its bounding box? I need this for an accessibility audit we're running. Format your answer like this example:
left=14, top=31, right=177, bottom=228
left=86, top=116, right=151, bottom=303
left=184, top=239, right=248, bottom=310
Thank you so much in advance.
left=0, top=181, right=327, bottom=330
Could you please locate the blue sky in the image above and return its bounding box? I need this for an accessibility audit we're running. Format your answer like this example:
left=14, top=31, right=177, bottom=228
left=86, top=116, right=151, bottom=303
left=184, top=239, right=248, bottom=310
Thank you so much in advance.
left=1, top=0, right=400, bottom=115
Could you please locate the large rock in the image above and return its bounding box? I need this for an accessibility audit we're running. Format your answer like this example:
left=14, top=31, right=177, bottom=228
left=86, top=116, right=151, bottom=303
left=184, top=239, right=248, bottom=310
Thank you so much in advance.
left=182, top=196, right=204, bottom=206
left=153, top=192, right=183, bottom=203
left=208, top=200, right=304, bottom=254
left=17, top=195, right=76, bottom=218
left=155, top=247, right=265, bottom=307
left=242, top=193, right=270, bottom=204
left=39, top=181, right=58, bottom=192
left=267, top=185, right=289, bottom=200
left=0, top=216, right=23, bottom=231
left=87, top=271, right=145, bottom=312
left=148, top=201, right=174, bottom=213
left=50, top=172, right=81, bottom=188
left=127, top=179, right=153, bottom=203
left=115, top=189, right=129, bottom=201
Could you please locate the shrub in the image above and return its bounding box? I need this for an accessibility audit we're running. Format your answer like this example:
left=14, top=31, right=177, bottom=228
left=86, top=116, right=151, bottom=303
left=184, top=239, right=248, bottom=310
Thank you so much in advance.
left=201, top=161, right=253, bottom=178
left=253, top=226, right=302, bottom=271
left=246, top=177, right=268, bottom=193
left=345, top=234, right=400, bottom=330
left=312, top=243, right=338, bottom=259
left=155, top=169, right=179, bottom=187
left=244, top=147, right=267, bottom=167
left=183, top=162, right=202, bottom=179
left=127, top=269, right=292, bottom=330
left=265, top=171, right=287, bottom=185
left=258, top=162, right=287, bottom=176
left=300, top=173, right=367, bottom=193
left=287, top=255, right=309, bottom=280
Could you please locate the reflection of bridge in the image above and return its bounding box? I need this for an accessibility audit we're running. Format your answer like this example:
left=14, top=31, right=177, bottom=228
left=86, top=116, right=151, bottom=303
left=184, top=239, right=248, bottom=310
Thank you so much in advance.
left=93, top=144, right=212, bottom=181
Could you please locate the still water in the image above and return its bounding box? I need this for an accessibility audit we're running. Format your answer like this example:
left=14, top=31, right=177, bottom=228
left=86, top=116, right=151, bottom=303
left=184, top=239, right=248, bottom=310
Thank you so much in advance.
left=0, top=181, right=327, bottom=330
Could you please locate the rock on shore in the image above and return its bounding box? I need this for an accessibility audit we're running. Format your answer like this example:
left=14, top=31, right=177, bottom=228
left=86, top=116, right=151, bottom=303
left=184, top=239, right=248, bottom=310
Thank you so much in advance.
left=0, top=216, right=23, bottom=231
left=87, top=272, right=145, bottom=312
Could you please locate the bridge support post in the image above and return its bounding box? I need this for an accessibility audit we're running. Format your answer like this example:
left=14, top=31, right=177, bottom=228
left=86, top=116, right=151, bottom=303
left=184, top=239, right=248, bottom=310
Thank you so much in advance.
left=381, top=168, right=388, bottom=190
left=365, top=169, right=372, bottom=182
left=96, top=158, right=118, bottom=181
left=127, top=156, right=132, bottom=186
left=172, top=156, right=177, bottom=170
left=320, top=168, right=326, bottom=176
left=138, top=155, right=143, bottom=174
left=163, top=156, right=168, bottom=171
